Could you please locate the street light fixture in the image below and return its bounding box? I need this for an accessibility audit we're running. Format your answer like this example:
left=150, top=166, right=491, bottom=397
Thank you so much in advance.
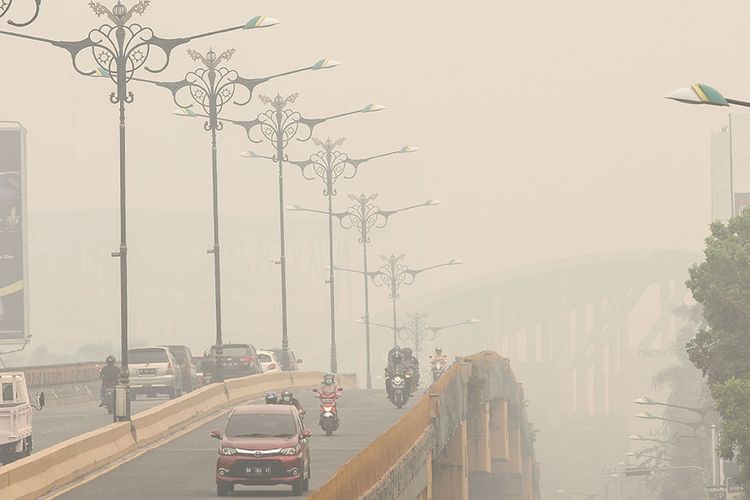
left=0, top=0, right=41, bottom=26
left=0, top=1, right=279, bottom=420
left=233, top=95, right=384, bottom=369
left=665, top=83, right=750, bottom=218
left=362, top=313, right=479, bottom=362
left=146, top=50, right=336, bottom=381
left=336, top=255, right=462, bottom=346
left=290, top=195, right=437, bottom=387
left=635, top=411, right=704, bottom=432
left=284, top=143, right=416, bottom=374
left=633, top=396, right=713, bottom=420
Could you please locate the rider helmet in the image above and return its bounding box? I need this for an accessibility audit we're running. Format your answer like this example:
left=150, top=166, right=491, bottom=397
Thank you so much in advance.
left=281, top=390, right=293, bottom=403
left=323, top=372, right=335, bottom=385
left=265, top=392, right=278, bottom=404
left=402, top=347, right=413, bottom=357
left=106, top=354, right=116, bottom=365
left=435, top=347, right=443, bottom=355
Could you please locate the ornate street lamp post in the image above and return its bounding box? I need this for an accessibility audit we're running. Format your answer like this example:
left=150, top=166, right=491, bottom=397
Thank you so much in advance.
left=0, top=0, right=41, bottom=27
left=233, top=96, right=383, bottom=369
left=290, top=194, right=436, bottom=388
left=336, top=255, right=462, bottom=346
left=364, top=313, right=478, bottom=362
left=285, top=141, right=416, bottom=373
left=0, top=1, right=278, bottom=419
left=143, top=50, right=336, bottom=381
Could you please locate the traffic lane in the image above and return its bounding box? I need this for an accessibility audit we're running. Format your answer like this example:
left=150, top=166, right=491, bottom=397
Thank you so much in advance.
left=60, top=389, right=417, bottom=499
left=34, top=396, right=170, bottom=451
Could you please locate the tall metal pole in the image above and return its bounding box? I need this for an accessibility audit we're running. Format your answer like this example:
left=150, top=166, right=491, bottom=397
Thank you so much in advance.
left=210, top=124, right=224, bottom=382
left=391, top=294, right=398, bottom=346
left=361, top=218, right=372, bottom=389
left=116, top=85, right=130, bottom=421
left=276, top=126, right=290, bottom=371
left=327, top=180, right=338, bottom=373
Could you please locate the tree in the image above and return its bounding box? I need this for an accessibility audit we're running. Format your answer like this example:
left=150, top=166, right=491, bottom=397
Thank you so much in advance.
left=686, top=211, right=750, bottom=484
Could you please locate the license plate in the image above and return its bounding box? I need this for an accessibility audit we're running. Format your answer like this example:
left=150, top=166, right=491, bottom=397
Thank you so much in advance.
left=246, top=467, right=271, bottom=475
left=139, top=369, right=156, bottom=375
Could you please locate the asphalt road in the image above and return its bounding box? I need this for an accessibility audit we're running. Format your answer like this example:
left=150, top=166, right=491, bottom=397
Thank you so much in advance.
left=60, top=389, right=416, bottom=499
left=34, top=396, right=172, bottom=451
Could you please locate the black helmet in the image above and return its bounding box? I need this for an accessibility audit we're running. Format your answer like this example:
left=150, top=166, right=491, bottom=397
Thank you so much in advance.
left=393, top=350, right=402, bottom=359
left=403, top=347, right=413, bottom=356
left=265, top=392, right=278, bottom=404
left=435, top=347, right=443, bottom=354
left=281, top=390, right=293, bottom=403
left=106, top=355, right=116, bottom=365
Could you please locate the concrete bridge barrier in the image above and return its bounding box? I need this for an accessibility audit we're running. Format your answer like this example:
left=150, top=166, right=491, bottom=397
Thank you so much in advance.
left=309, top=352, right=540, bottom=500
left=0, top=369, right=353, bottom=499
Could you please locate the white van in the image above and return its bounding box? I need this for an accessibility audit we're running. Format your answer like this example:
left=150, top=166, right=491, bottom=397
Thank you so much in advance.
left=0, top=372, right=43, bottom=464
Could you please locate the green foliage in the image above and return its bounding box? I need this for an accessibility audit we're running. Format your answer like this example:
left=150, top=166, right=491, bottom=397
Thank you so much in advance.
left=686, top=211, right=750, bottom=484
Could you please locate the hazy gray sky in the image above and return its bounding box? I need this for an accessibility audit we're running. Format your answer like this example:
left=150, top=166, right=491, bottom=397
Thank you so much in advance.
left=2, top=0, right=746, bottom=286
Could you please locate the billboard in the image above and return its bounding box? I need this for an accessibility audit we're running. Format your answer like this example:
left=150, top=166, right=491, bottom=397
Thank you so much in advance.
left=0, top=126, right=26, bottom=345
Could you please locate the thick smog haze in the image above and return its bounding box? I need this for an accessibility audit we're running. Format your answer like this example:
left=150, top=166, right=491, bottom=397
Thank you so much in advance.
left=0, top=1, right=747, bottom=499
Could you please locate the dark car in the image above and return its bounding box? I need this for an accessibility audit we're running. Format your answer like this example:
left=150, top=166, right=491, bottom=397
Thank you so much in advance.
left=267, top=348, right=303, bottom=372
left=205, top=343, right=263, bottom=380
left=211, top=404, right=311, bottom=496
left=161, top=345, right=197, bottom=393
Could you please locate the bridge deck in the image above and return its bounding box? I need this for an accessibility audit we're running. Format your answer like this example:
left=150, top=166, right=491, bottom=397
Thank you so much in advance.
left=57, top=389, right=415, bottom=499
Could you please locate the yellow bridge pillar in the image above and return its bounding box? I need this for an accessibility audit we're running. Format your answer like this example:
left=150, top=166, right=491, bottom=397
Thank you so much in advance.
left=489, top=399, right=509, bottom=467
left=433, top=420, right=469, bottom=500
left=468, top=402, right=491, bottom=473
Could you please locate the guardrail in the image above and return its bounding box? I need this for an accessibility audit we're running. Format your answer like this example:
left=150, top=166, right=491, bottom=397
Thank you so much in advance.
left=0, top=370, right=355, bottom=500
left=0, top=362, right=100, bottom=387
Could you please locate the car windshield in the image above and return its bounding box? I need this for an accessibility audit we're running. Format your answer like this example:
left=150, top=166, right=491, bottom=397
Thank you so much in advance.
left=211, top=346, right=249, bottom=357
left=129, top=348, right=168, bottom=364
left=225, top=413, right=297, bottom=438
left=258, top=353, right=273, bottom=363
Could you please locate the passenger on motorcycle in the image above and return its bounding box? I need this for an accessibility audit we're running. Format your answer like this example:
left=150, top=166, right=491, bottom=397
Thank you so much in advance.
left=430, top=347, right=448, bottom=365
left=99, top=355, right=120, bottom=406
left=401, top=347, right=420, bottom=392
left=265, top=392, right=279, bottom=404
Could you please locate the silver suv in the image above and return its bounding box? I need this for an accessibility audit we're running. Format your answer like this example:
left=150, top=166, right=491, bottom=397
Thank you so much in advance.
left=129, top=346, right=183, bottom=399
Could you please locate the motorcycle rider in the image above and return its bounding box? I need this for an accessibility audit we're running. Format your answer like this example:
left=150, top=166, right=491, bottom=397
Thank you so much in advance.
left=430, top=347, right=448, bottom=369
left=401, top=347, right=420, bottom=393
left=318, top=372, right=339, bottom=396
left=384, top=346, right=405, bottom=397
left=99, top=355, right=120, bottom=407
left=279, top=390, right=305, bottom=414
left=265, top=392, right=278, bottom=404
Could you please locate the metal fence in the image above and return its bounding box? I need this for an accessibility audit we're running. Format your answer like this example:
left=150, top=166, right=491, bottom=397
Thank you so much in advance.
left=0, top=362, right=100, bottom=387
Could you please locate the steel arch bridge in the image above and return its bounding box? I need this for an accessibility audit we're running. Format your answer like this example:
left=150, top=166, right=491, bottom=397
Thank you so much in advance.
left=396, top=250, right=700, bottom=416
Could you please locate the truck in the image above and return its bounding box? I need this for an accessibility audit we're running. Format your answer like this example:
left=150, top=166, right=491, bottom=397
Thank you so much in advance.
left=0, top=372, right=44, bottom=464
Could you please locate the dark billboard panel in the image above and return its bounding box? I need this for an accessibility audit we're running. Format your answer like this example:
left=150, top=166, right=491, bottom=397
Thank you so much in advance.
left=0, top=127, right=26, bottom=344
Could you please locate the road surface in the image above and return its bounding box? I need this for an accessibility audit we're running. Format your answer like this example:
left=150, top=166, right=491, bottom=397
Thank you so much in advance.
left=60, top=389, right=415, bottom=499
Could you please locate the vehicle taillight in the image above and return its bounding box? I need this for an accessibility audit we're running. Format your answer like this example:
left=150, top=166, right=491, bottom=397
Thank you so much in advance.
left=166, top=362, right=173, bottom=375
left=267, top=363, right=276, bottom=370
left=240, top=355, right=255, bottom=364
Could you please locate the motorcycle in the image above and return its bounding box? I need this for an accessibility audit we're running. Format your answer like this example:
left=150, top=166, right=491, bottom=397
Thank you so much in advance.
left=403, top=367, right=417, bottom=396
left=389, top=373, right=408, bottom=409
left=313, top=388, right=342, bottom=436
left=431, top=359, right=447, bottom=382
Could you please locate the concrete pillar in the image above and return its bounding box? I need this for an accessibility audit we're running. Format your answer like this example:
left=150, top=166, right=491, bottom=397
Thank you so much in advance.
left=434, top=421, right=469, bottom=500
left=418, top=453, right=433, bottom=500
left=522, top=437, right=534, bottom=500
left=468, top=402, right=491, bottom=473
left=493, top=412, right=521, bottom=475
left=490, top=400, right=509, bottom=464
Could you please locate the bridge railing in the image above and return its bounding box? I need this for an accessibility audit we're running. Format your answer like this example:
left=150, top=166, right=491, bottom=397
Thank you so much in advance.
left=0, top=362, right=100, bottom=387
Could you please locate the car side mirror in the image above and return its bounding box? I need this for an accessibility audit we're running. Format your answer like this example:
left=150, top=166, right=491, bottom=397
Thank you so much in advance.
left=204, top=350, right=210, bottom=357
left=32, top=392, right=45, bottom=410
left=209, top=430, right=222, bottom=440
left=302, top=430, right=312, bottom=439
left=337, top=387, right=344, bottom=392
left=296, top=359, right=303, bottom=364
left=312, top=388, right=318, bottom=393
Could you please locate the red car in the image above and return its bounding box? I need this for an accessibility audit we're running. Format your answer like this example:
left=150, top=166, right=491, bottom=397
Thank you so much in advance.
left=211, top=404, right=311, bottom=496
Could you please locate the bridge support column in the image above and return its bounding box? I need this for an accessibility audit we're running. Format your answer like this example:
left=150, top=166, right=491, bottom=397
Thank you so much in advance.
left=490, top=399, right=509, bottom=465
left=468, top=402, right=491, bottom=473
left=434, top=420, right=469, bottom=500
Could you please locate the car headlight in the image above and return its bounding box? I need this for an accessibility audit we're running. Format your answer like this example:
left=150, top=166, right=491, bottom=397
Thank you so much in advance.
left=280, top=444, right=301, bottom=456
left=219, top=446, right=237, bottom=456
